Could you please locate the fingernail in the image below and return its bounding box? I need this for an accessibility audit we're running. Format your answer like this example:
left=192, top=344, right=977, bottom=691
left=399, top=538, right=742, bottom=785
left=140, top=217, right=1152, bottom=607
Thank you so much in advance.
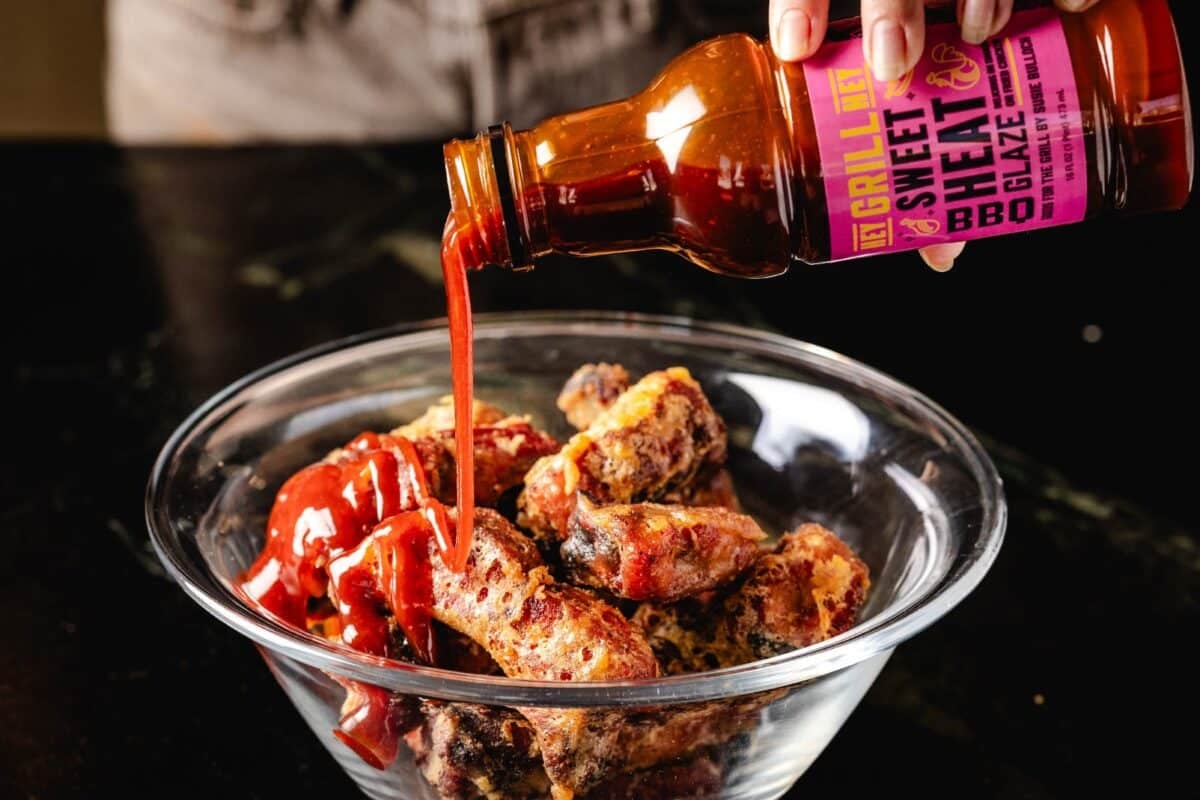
left=869, top=19, right=908, bottom=82
left=775, top=8, right=813, bottom=62
left=922, top=242, right=966, bottom=271
left=960, top=0, right=992, bottom=44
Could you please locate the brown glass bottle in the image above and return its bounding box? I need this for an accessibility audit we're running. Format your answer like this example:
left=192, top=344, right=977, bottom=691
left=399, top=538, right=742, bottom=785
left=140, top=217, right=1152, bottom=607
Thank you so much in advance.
left=444, top=0, right=1192, bottom=277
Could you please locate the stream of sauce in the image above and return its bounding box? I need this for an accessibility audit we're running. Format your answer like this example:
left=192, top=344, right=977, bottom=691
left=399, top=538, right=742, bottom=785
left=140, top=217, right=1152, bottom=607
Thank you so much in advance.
left=440, top=217, right=476, bottom=572
left=242, top=214, right=479, bottom=636
left=240, top=215, right=480, bottom=769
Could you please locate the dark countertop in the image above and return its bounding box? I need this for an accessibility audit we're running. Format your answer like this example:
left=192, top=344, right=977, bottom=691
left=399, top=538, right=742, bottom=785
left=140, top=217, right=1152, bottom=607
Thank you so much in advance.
left=3, top=142, right=1197, bottom=799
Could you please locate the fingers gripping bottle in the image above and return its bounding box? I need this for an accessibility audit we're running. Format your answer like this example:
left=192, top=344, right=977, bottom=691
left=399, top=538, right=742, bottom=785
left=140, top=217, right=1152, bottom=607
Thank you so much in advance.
left=443, top=0, right=1192, bottom=277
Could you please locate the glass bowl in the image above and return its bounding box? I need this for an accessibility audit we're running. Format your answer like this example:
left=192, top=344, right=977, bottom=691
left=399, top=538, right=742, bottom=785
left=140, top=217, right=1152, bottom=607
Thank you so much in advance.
left=146, top=311, right=1005, bottom=800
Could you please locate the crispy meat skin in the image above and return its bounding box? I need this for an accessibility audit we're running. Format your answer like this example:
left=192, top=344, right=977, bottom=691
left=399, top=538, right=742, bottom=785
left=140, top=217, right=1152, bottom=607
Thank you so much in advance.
left=408, top=700, right=753, bottom=800
left=322, top=397, right=508, bottom=461
left=562, top=498, right=766, bottom=601
left=430, top=508, right=659, bottom=797
left=520, top=368, right=727, bottom=543
left=614, top=694, right=778, bottom=774
left=416, top=419, right=560, bottom=506
left=392, top=396, right=508, bottom=438
left=585, top=753, right=723, bottom=799
left=635, top=524, right=870, bottom=672
left=630, top=598, right=731, bottom=675
left=436, top=623, right=503, bottom=675
left=329, top=509, right=658, bottom=795
left=326, top=403, right=559, bottom=507
left=432, top=508, right=657, bottom=684
left=556, top=363, right=631, bottom=430
left=407, top=702, right=550, bottom=800
left=728, top=523, right=870, bottom=657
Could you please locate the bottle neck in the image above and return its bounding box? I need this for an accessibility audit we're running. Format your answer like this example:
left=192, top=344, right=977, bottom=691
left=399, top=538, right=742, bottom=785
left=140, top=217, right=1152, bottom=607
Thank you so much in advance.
left=443, top=34, right=798, bottom=277
left=444, top=109, right=643, bottom=271
left=443, top=125, right=539, bottom=271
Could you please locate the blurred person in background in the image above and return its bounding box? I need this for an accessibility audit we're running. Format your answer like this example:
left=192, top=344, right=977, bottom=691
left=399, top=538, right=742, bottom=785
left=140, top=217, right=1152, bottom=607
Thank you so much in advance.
left=107, top=0, right=1100, bottom=143
left=106, top=0, right=735, bottom=140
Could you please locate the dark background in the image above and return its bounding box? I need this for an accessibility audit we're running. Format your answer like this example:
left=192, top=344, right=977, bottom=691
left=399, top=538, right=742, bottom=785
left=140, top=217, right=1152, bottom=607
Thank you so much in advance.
left=3, top=2, right=1198, bottom=798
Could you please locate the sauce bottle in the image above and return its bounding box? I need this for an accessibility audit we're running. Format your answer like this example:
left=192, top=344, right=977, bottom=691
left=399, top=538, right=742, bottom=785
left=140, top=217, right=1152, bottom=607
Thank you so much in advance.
left=442, top=0, right=1192, bottom=277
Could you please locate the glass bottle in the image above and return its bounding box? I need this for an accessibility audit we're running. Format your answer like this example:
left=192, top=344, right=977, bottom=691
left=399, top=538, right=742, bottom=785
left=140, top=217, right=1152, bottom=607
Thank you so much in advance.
left=443, top=0, right=1192, bottom=277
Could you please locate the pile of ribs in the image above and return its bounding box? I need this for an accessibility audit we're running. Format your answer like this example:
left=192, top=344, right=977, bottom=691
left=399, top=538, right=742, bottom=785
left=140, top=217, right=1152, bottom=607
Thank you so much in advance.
left=243, top=363, right=870, bottom=800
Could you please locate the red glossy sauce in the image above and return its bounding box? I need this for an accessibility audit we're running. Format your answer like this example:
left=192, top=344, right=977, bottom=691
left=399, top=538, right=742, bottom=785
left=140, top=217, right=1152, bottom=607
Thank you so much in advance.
left=241, top=463, right=360, bottom=627
left=441, top=218, right=476, bottom=572
left=240, top=431, right=453, bottom=658
left=327, top=511, right=439, bottom=664
left=330, top=676, right=410, bottom=770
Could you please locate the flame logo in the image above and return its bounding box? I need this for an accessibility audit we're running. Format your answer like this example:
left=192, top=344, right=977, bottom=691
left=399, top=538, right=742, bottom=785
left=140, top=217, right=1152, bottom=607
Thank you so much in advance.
left=900, top=218, right=942, bottom=237
left=886, top=69, right=915, bottom=98
left=925, top=43, right=981, bottom=91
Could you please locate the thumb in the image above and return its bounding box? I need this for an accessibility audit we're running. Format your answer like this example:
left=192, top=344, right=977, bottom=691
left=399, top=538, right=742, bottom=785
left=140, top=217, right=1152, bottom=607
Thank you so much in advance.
left=769, top=0, right=831, bottom=62
left=918, top=242, right=967, bottom=272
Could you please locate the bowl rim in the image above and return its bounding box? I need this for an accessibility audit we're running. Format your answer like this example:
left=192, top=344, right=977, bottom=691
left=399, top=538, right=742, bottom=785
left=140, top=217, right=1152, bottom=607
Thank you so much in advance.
left=146, top=310, right=1006, bottom=707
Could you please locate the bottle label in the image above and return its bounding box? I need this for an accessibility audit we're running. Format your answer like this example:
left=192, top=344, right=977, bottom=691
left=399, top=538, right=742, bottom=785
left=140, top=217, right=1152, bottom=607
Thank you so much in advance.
left=802, top=8, right=1087, bottom=260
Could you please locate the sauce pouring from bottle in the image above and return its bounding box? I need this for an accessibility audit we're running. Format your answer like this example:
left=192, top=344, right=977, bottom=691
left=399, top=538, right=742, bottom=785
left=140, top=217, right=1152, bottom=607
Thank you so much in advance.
left=441, top=218, right=476, bottom=573
left=437, top=1, right=1191, bottom=550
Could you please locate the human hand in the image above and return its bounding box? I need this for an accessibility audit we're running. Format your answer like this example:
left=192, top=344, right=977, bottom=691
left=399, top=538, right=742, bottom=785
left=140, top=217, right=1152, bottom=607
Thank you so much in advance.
left=768, top=0, right=1102, bottom=270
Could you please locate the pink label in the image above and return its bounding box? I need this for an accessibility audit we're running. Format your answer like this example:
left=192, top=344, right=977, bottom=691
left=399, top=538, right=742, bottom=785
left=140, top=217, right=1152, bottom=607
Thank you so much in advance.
left=802, top=8, right=1088, bottom=260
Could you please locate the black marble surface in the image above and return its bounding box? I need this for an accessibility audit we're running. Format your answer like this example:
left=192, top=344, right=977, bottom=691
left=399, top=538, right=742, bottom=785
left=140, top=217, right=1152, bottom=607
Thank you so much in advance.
left=3, top=141, right=1198, bottom=800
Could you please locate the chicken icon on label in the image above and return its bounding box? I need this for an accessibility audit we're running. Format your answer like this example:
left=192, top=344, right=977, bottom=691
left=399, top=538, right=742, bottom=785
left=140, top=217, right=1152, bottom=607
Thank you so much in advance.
left=900, top=218, right=943, bottom=237
left=925, top=43, right=982, bottom=91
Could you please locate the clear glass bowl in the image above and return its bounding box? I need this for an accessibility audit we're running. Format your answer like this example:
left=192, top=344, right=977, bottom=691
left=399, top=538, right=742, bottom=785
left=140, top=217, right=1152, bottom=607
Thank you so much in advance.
left=146, top=311, right=1005, bottom=800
